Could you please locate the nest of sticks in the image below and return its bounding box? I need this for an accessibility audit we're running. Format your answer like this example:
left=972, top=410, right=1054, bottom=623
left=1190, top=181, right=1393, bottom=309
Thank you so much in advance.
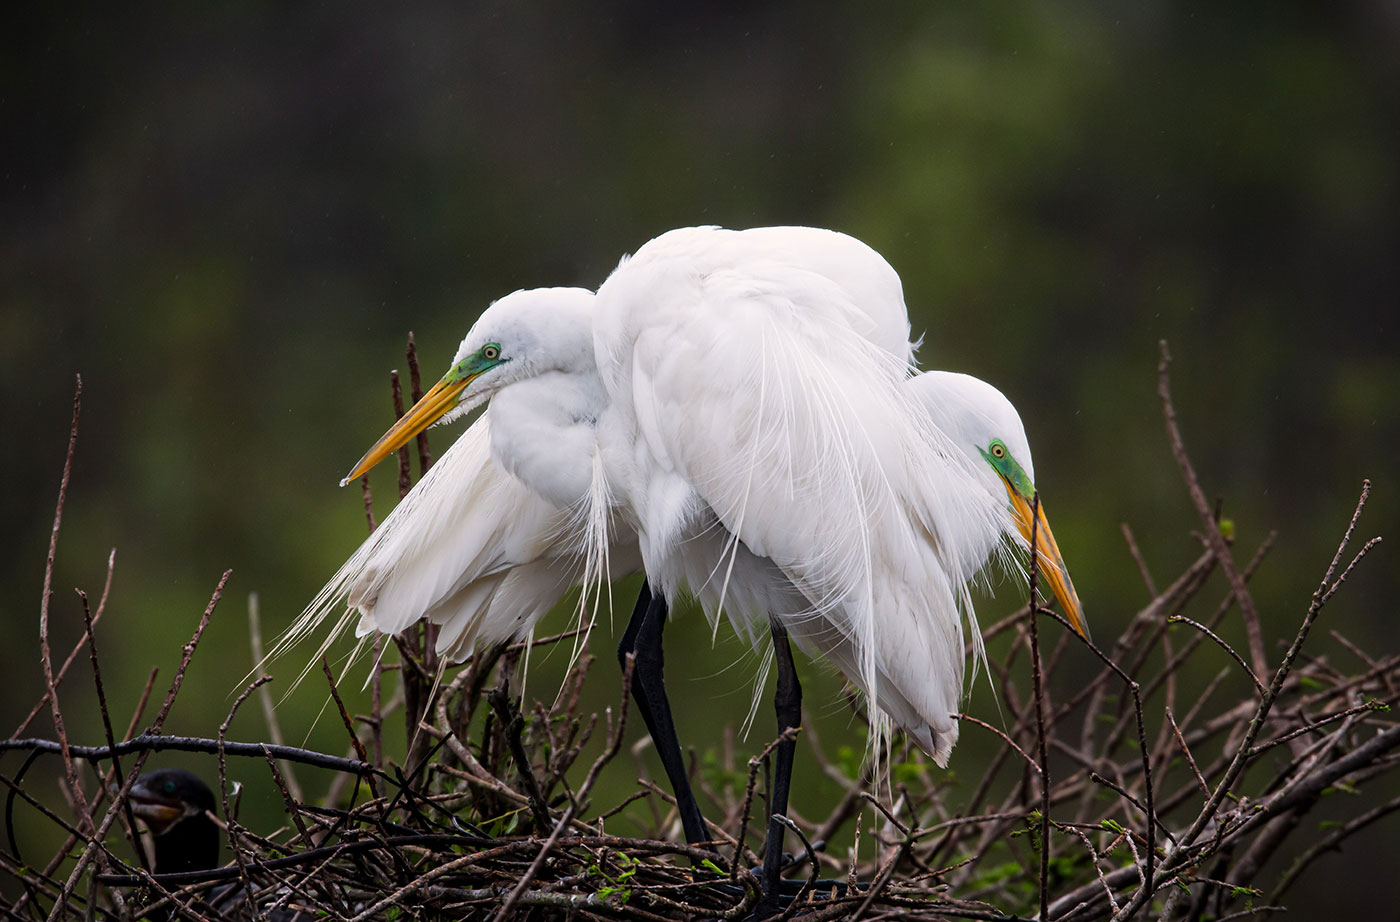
left=3, top=343, right=1396, bottom=922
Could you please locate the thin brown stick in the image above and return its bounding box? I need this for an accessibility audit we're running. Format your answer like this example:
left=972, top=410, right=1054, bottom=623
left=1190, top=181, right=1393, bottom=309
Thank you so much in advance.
left=1248, top=700, right=1387, bottom=758
left=11, top=605, right=108, bottom=740
left=390, top=369, right=412, bottom=500
left=77, top=588, right=148, bottom=874
left=1117, top=481, right=1377, bottom=919
left=1165, top=706, right=1209, bottom=797
left=576, top=655, right=634, bottom=808
left=260, top=746, right=314, bottom=850
left=47, top=569, right=230, bottom=922
left=359, top=473, right=377, bottom=531
left=1158, top=340, right=1267, bottom=682
left=37, top=376, right=93, bottom=838
left=320, top=654, right=380, bottom=805
left=1028, top=494, right=1051, bottom=922
left=369, top=633, right=386, bottom=770
left=122, top=667, right=160, bottom=741
left=732, top=727, right=803, bottom=881
left=1269, top=791, right=1400, bottom=903
left=1169, top=615, right=1267, bottom=696
left=405, top=336, right=441, bottom=677
left=406, top=332, right=434, bottom=475
left=488, top=687, right=552, bottom=834
left=490, top=804, right=575, bottom=922
left=248, top=592, right=303, bottom=804
left=218, top=675, right=274, bottom=922
left=1120, top=522, right=1157, bottom=597
left=773, top=815, right=820, bottom=922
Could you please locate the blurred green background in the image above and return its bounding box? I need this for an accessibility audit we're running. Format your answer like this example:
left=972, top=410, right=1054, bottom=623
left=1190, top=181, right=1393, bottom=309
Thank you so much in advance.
left=3, top=1, right=1397, bottom=915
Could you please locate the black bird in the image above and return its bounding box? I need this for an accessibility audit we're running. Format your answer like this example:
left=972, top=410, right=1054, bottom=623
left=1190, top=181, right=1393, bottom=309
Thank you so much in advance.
left=128, top=769, right=220, bottom=876
left=128, top=769, right=309, bottom=921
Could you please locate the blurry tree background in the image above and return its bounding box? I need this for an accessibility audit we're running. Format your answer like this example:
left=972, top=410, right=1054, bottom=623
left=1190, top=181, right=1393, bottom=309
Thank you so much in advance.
left=3, top=1, right=1397, bottom=915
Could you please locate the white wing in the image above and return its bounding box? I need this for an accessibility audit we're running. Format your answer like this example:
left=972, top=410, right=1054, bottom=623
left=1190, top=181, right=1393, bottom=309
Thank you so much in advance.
left=617, top=227, right=916, bottom=362
left=593, top=226, right=1004, bottom=762
left=280, top=409, right=636, bottom=665
left=427, top=543, right=643, bottom=663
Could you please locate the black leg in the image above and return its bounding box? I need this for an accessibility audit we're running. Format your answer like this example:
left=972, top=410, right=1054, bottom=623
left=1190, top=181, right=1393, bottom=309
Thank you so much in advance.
left=758, top=620, right=803, bottom=912
left=618, top=581, right=713, bottom=849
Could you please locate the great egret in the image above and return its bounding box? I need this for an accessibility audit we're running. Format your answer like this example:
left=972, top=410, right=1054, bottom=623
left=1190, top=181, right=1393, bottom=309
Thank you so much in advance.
left=289, top=227, right=1087, bottom=905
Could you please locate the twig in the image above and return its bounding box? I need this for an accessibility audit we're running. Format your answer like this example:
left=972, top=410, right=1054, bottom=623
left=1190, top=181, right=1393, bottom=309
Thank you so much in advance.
left=577, top=655, right=634, bottom=806
left=123, top=667, right=160, bottom=742
left=1124, top=481, right=1378, bottom=918
left=490, top=804, right=575, bottom=922
left=1165, top=706, right=1209, bottom=797
left=47, top=568, right=231, bottom=922
left=390, top=369, right=412, bottom=500
left=488, top=687, right=552, bottom=834
left=1064, top=824, right=1120, bottom=917
left=320, top=654, right=380, bottom=805
left=429, top=692, right=533, bottom=810
left=405, top=336, right=441, bottom=679
left=1269, top=791, right=1400, bottom=903
left=260, top=746, right=314, bottom=849
left=1040, top=608, right=1156, bottom=919
left=773, top=815, right=820, bottom=922
left=956, top=714, right=1043, bottom=777
left=406, top=332, right=434, bottom=474
left=1248, top=700, right=1388, bottom=758
left=248, top=592, right=303, bottom=803
left=218, top=675, right=273, bottom=922
left=38, top=376, right=93, bottom=837
left=859, top=791, right=909, bottom=838
left=1028, top=494, right=1051, bottom=922
left=359, top=473, right=377, bottom=531
left=732, top=727, right=803, bottom=880
left=1169, top=615, right=1267, bottom=696
left=1158, top=340, right=1268, bottom=682
left=1120, top=522, right=1157, bottom=597
left=1, top=735, right=381, bottom=780
left=77, top=588, right=148, bottom=874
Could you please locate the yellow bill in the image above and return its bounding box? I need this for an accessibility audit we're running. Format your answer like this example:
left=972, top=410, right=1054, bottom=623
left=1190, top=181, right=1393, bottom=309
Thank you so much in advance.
left=340, top=375, right=470, bottom=486
left=1006, top=488, right=1090, bottom=641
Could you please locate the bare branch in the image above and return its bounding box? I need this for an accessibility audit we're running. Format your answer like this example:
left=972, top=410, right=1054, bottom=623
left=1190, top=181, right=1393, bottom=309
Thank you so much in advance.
left=1158, top=340, right=1267, bottom=680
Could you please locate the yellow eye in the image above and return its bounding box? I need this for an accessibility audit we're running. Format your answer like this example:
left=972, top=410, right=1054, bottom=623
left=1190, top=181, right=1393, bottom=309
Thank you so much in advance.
left=990, top=442, right=1006, bottom=459
left=482, top=345, right=500, bottom=361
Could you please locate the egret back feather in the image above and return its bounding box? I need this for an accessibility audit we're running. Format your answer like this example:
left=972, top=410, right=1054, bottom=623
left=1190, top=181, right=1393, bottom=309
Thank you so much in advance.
left=591, top=227, right=1007, bottom=762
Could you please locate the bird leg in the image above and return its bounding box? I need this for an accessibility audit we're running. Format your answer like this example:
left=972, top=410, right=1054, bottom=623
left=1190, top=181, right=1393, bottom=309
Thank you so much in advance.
left=617, top=581, right=713, bottom=850
left=758, top=620, right=803, bottom=910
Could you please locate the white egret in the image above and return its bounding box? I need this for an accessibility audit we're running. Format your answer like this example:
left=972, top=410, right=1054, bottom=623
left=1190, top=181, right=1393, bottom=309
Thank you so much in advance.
left=288, top=227, right=1087, bottom=907
left=285, top=289, right=641, bottom=667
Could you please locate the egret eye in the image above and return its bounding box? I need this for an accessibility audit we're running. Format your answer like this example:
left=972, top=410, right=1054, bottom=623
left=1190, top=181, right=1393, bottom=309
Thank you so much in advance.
left=990, top=442, right=1006, bottom=460
left=482, top=344, right=500, bottom=361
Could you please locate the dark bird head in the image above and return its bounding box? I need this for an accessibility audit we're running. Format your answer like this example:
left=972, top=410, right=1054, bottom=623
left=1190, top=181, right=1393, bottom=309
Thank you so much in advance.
left=129, top=769, right=219, bottom=875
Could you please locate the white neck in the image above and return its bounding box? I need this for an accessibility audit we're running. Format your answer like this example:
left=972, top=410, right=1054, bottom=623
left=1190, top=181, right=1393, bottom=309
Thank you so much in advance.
left=487, top=368, right=608, bottom=508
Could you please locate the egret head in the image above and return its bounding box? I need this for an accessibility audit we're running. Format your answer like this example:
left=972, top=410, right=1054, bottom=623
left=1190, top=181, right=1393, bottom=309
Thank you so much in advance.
left=911, top=370, right=1089, bottom=640
left=340, top=287, right=595, bottom=485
